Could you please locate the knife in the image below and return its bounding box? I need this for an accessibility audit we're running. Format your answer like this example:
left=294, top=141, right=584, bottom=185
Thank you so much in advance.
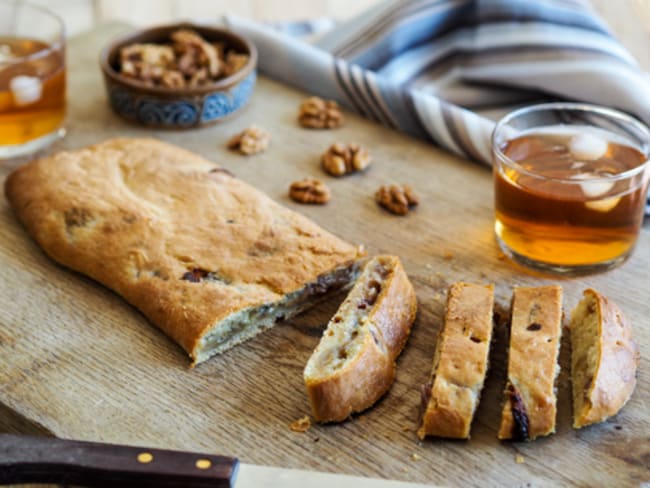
left=0, top=434, right=437, bottom=487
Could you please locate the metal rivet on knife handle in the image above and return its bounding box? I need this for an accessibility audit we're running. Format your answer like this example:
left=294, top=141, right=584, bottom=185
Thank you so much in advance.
left=137, top=452, right=154, bottom=463
left=196, top=459, right=212, bottom=469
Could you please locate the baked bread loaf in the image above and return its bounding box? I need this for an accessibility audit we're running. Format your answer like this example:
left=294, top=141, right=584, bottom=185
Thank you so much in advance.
left=418, top=282, right=494, bottom=440
left=4, top=138, right=363, bottom=365
left=498, top=285, right=563, bottom=441
left=569, top=289, right=639, bottom=428
left=304, top=255, right=417, bottom=422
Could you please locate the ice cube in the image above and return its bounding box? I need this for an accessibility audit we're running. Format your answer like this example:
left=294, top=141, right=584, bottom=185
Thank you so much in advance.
left=10, top=75, right=42, bottom=106
left=0, top=44, right=13, bottom=63
left=580, top=180, right=615, bottom=198
left=569, top=133, right=608, bottom=161
left=571, top=173, right=615, bottom=198
left=585, top=197, right=620, bottom=212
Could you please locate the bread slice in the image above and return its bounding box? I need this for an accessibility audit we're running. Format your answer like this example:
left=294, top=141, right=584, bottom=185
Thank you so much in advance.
left=4, top=138, right=364, bottom=365
left=569, top=289, right=639, bottom=428
left=498, top=285, right=563, bottom=441
left=418, top=282, right=495, bottom=440
left=304, top=255, right=417, bottom=423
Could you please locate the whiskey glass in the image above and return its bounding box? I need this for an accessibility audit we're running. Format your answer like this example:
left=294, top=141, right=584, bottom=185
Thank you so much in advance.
left=492, top=103, right=650, bottom=275
left=0, top=0, right=66, bottom=158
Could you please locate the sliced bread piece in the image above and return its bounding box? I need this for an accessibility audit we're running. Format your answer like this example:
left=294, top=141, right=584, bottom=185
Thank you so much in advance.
left=570, top=289, right=639, bottom=428
left=418, top=282, right=495, bottom=440
left=498, top=285, right=563, bottom=441
left=304, top=255, right=417, bottom=423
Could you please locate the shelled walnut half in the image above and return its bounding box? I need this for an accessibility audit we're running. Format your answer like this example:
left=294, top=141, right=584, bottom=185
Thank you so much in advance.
left=227, top=126, right=270, bottom=155
left=298, top=96, right=344, bottom=129
left=375, top=184, right=419, bottom=215
left=321, top=143, right=371, bottom=177
left=289, top=178, right=331, bottom=204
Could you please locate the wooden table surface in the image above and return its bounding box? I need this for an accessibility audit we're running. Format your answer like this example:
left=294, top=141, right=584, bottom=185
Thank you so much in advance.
left=1, top=23, right=648, bottom=487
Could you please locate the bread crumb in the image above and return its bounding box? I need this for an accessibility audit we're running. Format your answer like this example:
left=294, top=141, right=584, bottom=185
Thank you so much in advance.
left=411, top=453, right=421, bottom=461
left=497, top=251, right=507, bottom=261
left=402, top=425, right=411, bottom=432
left=289, top=415, right=311, bottom=433
left=443, top=252, right=454, bottom=260
left=515, top=454, right=525, bottom=464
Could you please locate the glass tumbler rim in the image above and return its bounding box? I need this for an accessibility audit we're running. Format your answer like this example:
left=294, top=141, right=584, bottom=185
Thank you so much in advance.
left=492, top=102, right=650, bottom=184
left=0, top=0, right=65, bottom=65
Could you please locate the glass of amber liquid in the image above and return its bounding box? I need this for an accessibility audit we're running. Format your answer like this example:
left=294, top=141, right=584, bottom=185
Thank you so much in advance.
left=0, top=1, right=65, bottom=158
left=493, top=103, right=650, bottom=275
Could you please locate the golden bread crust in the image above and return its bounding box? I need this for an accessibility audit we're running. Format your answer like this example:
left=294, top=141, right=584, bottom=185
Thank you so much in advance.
left=570, top=289, right=639, bottom=428
left=304, top=255, right=417, bottom=422
left=4, top=138, right=362, bottom=364
left=418, top=282, right=495, bottom=439
left=306, top=332, right=394, bottom=423
left=498, top=285, right=563, bottom=440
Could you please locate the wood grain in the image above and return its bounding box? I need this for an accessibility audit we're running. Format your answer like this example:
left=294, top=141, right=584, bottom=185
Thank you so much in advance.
left=0, top=23, right=648, bottom=487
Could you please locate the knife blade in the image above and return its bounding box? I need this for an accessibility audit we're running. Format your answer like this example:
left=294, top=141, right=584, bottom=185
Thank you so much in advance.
left=235, top=463, right=439, bottom=488
left=0, top=434, right=438, bottom=488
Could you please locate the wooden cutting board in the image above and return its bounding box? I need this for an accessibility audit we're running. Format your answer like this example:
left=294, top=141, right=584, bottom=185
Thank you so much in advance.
left=1, top=23, right=648, bottom=487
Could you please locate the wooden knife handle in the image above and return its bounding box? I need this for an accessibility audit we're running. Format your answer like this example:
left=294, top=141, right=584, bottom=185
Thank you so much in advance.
left=0, top=434, right=238, bottom=487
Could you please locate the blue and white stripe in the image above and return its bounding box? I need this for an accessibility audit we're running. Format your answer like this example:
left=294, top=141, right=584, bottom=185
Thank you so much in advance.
left=226, top=0, right=650, bottom=214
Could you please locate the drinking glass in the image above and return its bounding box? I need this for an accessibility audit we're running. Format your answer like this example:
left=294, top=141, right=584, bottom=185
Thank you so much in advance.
left=0, top=0, right=66, bottom=158
left=492, top=103, right=650, bottom=275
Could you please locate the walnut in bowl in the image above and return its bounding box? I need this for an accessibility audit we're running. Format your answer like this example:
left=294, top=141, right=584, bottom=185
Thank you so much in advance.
left=100, top=23, right=257, bottom=128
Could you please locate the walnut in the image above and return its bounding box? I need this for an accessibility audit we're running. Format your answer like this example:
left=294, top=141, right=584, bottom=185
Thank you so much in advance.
left=227, top=126, right=271, bottom=155
left=224, top=51, right=250, bottom=77
left=118, top=29, right=250, bottom=88
left=375, top=184, right=419, bottom=215
left=321, top=143, right=371, bottom=176
left=121, top=43, right=175, bottom=68
left=188, top=67, right=209, bottom=87
left=289, top=178, right=330, bottom=204
left=160, top=70, right=185, bottom=88
left=119, top=43, right=175, bottom=84
left=171, top=29, right=221, bottom=77
left=298, top=96, right=344, bottom=129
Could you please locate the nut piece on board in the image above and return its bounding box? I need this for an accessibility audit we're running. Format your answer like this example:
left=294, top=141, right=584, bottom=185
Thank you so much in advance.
left=289, top=415, right=312, bottom=433
left=375, top=184, right=419, bottom=215
left=321, top=143, right=371, bottom=176
left=227, top=126, right=271, bottom=155
left=289, top=178, right=331, bottom=204
left=298, top=96, right=345, bottom=129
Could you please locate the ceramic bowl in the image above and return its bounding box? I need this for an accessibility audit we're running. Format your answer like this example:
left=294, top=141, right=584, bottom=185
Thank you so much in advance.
left=99, top=23, right=257, bottom=128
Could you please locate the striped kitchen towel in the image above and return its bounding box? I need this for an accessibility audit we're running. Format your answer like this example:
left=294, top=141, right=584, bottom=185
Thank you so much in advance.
left=225, top=0, right=650, bottom=213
